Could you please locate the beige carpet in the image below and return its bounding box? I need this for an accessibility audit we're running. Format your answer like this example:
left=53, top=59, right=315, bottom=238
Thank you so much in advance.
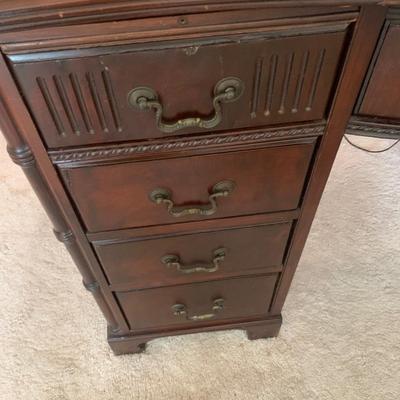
left=0, top=134, right=399, bottom=400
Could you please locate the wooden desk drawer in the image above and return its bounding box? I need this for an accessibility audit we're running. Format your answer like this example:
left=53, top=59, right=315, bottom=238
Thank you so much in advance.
left=62, top=142, right=315, bottom=232
left=116, top=275, right=277, bottom=331
left=11, top=30, right=345, bottom=148
left=94, top=221, right=292, bottom=290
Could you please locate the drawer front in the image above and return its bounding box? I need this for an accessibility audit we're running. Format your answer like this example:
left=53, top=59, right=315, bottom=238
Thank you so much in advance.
left=116, top=275, right=277, bottom=331
left=63, top=143, right=315, bottom=232
left=94, top=221, right=291, bottom=289
left=12, top=31, right=345, bottom=148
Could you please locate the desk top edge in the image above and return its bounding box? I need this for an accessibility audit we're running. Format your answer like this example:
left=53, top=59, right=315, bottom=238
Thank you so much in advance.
left=0, top=0, right=394, bottom=20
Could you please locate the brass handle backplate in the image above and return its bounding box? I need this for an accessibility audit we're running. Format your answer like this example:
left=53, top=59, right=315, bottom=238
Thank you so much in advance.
left=128, top=77, right=244, bottom=133
left=149, top=180, right=235, bottom=218
left=172, top=298, right=225, bottom=321
left=161, top=247, right=227, bottom=274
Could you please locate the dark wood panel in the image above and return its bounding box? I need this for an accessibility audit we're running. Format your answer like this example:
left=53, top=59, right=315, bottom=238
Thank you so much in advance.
left=358, top=25, right=400, bottom=120
left=62, top=143, right=315, bottom=232
left=11, top=31, right=346, bottom=148
left=95, top=221, right=291, bottom=289
left=116, top=275, right=277, bottom=331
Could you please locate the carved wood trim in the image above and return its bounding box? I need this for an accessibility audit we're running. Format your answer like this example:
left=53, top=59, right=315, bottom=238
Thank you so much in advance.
left=347, top=117, right=400, bottom=139
left=387, top=7, right=400, bottom=24
left=7, top=144, right=35, bottom=168
left=9, top=152, right=120, bottom=334
left=49, top=123, right=326, bottom=167
left=6, top=146, right=120, bottom=332
left=248, top=44, right=329, bottom=120
left=53, top=229, right=74, bottom=245
left=83, top=281, right=101, bottom=293
left=0, top=61, right=123, bottom=332
left=34, top=69, right=122, bottom=140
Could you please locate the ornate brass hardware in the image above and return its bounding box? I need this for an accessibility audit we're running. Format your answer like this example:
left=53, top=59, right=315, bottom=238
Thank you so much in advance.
left=161, top=247, right=227, bottom=274
left=149, top=180, right=235, bottom=217
left=172, top=298, right=225, bottom=321
left=128, top=77, right=244, bottom=133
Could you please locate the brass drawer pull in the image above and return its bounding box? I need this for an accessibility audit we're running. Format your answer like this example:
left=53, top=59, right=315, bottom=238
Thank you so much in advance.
left=161, top=247, right=227, bottom=274
left=128, top=77, right=244, bottom=133
left=172, top=298, right=225, bottom=321
left=149, top=180, right=235, bottom=218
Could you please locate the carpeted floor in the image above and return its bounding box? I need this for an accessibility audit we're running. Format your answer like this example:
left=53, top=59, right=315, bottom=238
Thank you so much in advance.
left=0, top=134, right=399, bottom=400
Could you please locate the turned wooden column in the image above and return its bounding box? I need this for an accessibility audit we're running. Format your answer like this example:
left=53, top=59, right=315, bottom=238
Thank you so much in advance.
left=0, top=85, right=120, bottom=333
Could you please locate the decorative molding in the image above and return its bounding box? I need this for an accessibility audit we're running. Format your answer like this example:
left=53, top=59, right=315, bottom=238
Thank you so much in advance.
left=36, top=70, right=121, bottom=138
left=6, top=142, right=120, bottom=332
left=5, top=144, right=120, bottom=332
left=347, top=118, right=400, bottom=139
left=7, top=144, right=35, bottom=168
left=102, top=69, right=122, bottom=132
left=306, top=48, right=326, bottom=111
left=292, top=50, right=310, bottom=113
left=53, top=229, right=75, bottom=245
left=251, top=57, right=264, bottom=118
left=0, top=51, right=124, bottom=334
left=264, top=54, right=278, bottom=116
left=50, top=123, right=326, bottom=166
left=278, top=52, right=294, bottom=114
left=54, top=75, right=80, bottom=135
left=387, top=7, right=400, bottom=24
left=36, top=77, right=66, bottom=136
left=70, top=72, right=94, bottom=134
left=83, top=280, right=101, bottom=293
left=86, top=71, right=109, bottom=133
left=250, top=45, right=327, bottom=119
